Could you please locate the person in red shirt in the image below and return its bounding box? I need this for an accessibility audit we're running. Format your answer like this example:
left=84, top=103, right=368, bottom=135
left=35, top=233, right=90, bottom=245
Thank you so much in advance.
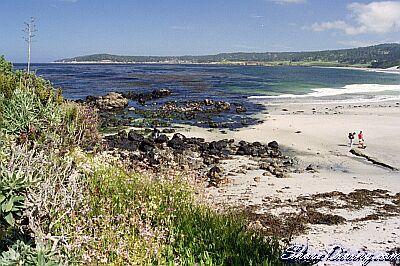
left=358, top=131, right=365, bottom=148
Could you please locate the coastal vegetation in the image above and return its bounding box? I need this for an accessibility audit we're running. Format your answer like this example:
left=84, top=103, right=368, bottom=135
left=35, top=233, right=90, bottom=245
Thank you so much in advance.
left=58, top=43, right=400, bottom=68
left=0, top=56, right=286, bottom=265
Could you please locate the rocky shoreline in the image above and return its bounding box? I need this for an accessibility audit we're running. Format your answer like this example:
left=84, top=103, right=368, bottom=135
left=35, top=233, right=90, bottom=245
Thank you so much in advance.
left=80, top=90, right=263, bottom=130
left=104, top=128, right=296, bottom=188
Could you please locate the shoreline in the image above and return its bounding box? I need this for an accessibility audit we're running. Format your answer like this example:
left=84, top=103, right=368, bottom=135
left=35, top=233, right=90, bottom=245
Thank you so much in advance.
left=50, top=61, right=400, bottom=71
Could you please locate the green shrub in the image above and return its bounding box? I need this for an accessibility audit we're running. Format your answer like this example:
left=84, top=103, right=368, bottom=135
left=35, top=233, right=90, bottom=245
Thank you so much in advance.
left=0, top=240, right=59, bottom=266
left=0, top=73, right=18, bottom=99
left=0, top=145, right=82, bottom=264
left=58, top=102, right=100, bottom=149
left=0, top=88, right=62, bottom=136
left=0, top=56, right=13, bottom=75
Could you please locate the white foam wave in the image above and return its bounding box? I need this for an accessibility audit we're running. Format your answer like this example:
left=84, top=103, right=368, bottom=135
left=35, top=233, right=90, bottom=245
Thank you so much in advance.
left=248, top=84, right=400, bottom=99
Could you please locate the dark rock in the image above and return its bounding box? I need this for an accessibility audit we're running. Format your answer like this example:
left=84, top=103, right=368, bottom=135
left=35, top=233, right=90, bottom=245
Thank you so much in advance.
left=138, top=98, right=146, bottom=105
left=236, top=106, right=247, bottom=113
left=167, top=133, right=187, bottom=150
left=268, top=141, right=279, bottom=150
left=139, top=139, right=155, bottom=153
left=155, top=134, right=169, bottom=144
left=209, top=140, right=229, bottom=151
left=203, top=156, right=219, bottom=165
left=207, top=166, right=227, bottom=187
left=162, top=128, right=175, bottom=134
left=259, top=162, right=270, bottom=170
left=215, top=101, right=230, bottom=111
left=306, top=164, right=317, bottom=172
left=128, top=130, right=145, bottom=142
left=152, top=89, right=171, bottom=98
left=117, top=130, right=128, bottom=139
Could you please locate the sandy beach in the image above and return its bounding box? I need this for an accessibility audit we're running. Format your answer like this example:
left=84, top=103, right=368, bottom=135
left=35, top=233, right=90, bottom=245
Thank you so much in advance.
left=177, top=98, right=400, bottom=253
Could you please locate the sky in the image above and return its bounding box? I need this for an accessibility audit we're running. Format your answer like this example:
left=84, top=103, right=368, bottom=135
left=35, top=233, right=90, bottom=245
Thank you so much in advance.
left=1, top=0, right=400, bottom=62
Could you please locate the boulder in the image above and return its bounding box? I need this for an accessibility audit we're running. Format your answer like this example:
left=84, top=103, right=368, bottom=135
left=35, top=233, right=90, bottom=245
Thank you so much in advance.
left=306, top=164, right=317, bottom=172
left=207, top=166, right=227, bottom=187
left=155, top=134, right=169, bottom=144
left=204, top=99, right=214, bottom=106
left=167, top=133, right=187, bottom=150
left=236, top=106, right=247, bottom=113
left=214, top=101, right=230, bottom=111
left=268, top=141, right=279, bottom=150
left=139, top=139, right=155, bottom=153
left=152, top=89, right=171, bottom=98
left=95, top=92, right=128, bottom=110
left=128, top=130, right=145, bottom=142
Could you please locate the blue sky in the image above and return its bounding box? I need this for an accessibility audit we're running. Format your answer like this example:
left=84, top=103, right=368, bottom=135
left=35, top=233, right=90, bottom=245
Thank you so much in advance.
left=1, top=0, right=399, bottom=62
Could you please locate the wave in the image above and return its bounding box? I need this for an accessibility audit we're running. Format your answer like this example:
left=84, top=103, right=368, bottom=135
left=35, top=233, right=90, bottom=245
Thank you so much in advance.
left=248, top=84, right=400, bottom=99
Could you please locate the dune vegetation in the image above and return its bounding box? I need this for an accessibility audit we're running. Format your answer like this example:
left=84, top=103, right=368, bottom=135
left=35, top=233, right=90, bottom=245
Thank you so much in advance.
left=0, top=56, right=286, bottom=265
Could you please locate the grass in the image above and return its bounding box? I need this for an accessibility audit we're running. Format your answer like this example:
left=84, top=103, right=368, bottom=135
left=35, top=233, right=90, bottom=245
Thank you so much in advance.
left=58, top=162, right=285, bottom=265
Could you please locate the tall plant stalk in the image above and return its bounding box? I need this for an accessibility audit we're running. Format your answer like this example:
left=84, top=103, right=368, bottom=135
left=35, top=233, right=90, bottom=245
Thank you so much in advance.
left=23, top=17, right=37, bottom=73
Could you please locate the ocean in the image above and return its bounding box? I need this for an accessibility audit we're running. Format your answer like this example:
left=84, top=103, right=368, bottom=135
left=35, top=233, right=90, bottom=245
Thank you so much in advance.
left=14, top=63, right=400, bottom=128
left=15, top=63, right=400, bottom=100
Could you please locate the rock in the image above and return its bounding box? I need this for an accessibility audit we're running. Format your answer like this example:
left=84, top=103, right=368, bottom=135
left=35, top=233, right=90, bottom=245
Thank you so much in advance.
left=268, top=141, right=279, bottom=150
left=204, top=99, right=214, bottom=106
left=117, top=130, right=128, bottom=139
left=139, top=139, right=155, bottom=153
left=215, top=101, right=230, bottom=111
left=259, top=162, right=270, bottom=170
left=236, top=106, right=247, bottom=113
left=208, top=121, right=218, bottom=128
left=152, top=89, right=171, bottom=98
left=147, top=150, right=160, bottom=165
left=155, top=134, right=169, bottom=144
left=128, top=130, right=145, bottom=142
left=207, top=166, right=227, bottom=187
left=306, top=164, right=317, bottom=172
left=208, top=140, right=229, bottom=151
left=267, top=165, right=275, bottom=173
left=162, top=128, right=175, bottom=134
left=350, top=148, right=398, bottom=171
left=138, top=98, right=146, bottom=105
left=95, top=92, right=128, bottom=110
left=275, top=171, right=285, bottom=178
left=203, top=156, right=219, bottom=165
left=254, top=176, right=261, bottom=182
left=167, top=133, right=187, bottom=150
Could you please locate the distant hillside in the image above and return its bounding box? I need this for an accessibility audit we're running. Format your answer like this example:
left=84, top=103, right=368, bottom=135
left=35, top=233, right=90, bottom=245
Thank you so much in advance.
left=57, top=43, right=400, bottom=68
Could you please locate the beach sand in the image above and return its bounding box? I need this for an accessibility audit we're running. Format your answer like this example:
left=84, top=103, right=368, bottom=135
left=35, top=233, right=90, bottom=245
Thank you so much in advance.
left=177, top=99, right=400, bottom=253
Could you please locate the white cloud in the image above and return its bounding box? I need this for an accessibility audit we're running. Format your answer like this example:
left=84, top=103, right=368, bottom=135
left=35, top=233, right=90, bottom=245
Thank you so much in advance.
left=337, top=40, right=383, bottom=47
left=268, top=0, right=305, bottom=4
left=311, top=1, right=400, bottom=35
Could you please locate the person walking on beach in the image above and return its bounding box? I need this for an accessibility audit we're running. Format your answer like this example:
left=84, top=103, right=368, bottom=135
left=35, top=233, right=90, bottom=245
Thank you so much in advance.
left=358, top=131, right=365, bottom=148
left=348, top=132, right=355, bottom=147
